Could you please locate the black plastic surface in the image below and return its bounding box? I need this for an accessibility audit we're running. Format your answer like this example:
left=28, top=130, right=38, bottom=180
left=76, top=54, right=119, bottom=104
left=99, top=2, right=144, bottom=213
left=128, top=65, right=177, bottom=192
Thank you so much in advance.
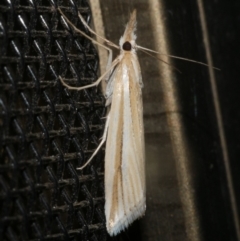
left=0, top=1, right=106, bottom=240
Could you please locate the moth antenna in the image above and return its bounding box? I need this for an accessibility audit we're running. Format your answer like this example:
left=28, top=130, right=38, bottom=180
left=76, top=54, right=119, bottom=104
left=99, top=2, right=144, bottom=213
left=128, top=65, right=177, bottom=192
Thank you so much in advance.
left=137, top=45, right=220, bottom=71
left=139, top=48, right=181, bottom=73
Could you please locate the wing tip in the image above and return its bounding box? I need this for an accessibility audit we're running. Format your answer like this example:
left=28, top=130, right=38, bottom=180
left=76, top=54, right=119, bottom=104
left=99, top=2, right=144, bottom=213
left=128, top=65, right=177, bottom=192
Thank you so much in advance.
left=106, top=199, right=146, bottom=236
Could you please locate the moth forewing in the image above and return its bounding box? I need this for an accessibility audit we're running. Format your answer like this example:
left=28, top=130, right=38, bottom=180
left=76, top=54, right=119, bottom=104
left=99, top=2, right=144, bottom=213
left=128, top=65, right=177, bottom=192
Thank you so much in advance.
left=104, top=10, right=146, bottom=236
left=104, top=57, right=145, bottom=236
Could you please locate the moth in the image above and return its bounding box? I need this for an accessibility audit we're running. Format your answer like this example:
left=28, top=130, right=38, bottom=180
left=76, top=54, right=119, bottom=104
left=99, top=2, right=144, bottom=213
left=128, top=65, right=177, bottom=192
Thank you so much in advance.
left=58, top=8, right=144, bottom=236
left=58, top=7, right=216, bottom=236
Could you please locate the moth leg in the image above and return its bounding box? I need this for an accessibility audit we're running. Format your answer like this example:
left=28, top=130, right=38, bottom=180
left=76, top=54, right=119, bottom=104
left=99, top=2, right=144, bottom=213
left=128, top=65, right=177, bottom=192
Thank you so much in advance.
left=58, top=57, right=120, bottom=90
left=77, top=112, right=110, bottom=170
left=76, top=10, right=119, bottom=49
left=75, top=14, right=115, bottom=81
left=75, top=10, right=116, bottom=81
left=58, top=7, right=116, bottom=82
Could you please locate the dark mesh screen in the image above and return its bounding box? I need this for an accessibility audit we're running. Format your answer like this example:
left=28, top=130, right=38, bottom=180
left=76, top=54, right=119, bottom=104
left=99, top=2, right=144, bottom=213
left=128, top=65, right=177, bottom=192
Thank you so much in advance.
left=0, top=0, right=106, bottom=240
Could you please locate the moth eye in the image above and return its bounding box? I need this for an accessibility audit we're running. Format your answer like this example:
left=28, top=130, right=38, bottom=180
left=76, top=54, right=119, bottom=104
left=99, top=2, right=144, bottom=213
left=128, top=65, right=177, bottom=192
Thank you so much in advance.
left=122, top=41, right=132, bottom=51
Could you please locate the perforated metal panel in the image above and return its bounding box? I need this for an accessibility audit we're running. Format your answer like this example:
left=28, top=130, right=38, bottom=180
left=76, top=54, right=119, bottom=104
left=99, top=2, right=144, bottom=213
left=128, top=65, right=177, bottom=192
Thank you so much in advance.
left=0, top=0, right=106, bottom=240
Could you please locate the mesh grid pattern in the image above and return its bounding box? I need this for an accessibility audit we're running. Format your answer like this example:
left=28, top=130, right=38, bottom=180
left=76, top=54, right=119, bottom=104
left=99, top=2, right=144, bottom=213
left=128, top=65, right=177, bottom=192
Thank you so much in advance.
left=0, top=0, right=106, bottom=240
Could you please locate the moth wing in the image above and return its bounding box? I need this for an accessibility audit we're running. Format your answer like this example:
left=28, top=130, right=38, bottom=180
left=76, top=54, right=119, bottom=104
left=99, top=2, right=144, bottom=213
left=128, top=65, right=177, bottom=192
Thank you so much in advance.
left=104, top=56, right=145, bottom=236
left=105, top=65, right=117, bottom=106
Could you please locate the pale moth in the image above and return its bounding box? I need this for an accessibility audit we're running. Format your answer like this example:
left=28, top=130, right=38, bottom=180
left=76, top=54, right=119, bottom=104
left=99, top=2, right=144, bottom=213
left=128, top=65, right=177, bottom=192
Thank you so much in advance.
left=58, top=7, right=214, bottom=236
left=58, top=8, right=144, bottom=236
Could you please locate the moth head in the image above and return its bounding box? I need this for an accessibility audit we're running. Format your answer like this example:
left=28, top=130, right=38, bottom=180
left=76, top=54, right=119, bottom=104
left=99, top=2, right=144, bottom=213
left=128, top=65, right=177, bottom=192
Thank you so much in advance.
left=119, top=9, right=137, bottom=52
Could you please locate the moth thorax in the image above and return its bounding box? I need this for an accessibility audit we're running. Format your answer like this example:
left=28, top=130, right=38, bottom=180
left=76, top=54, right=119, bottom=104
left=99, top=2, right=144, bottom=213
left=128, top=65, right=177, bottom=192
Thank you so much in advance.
left=122, top=41, right=132, bottom=51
